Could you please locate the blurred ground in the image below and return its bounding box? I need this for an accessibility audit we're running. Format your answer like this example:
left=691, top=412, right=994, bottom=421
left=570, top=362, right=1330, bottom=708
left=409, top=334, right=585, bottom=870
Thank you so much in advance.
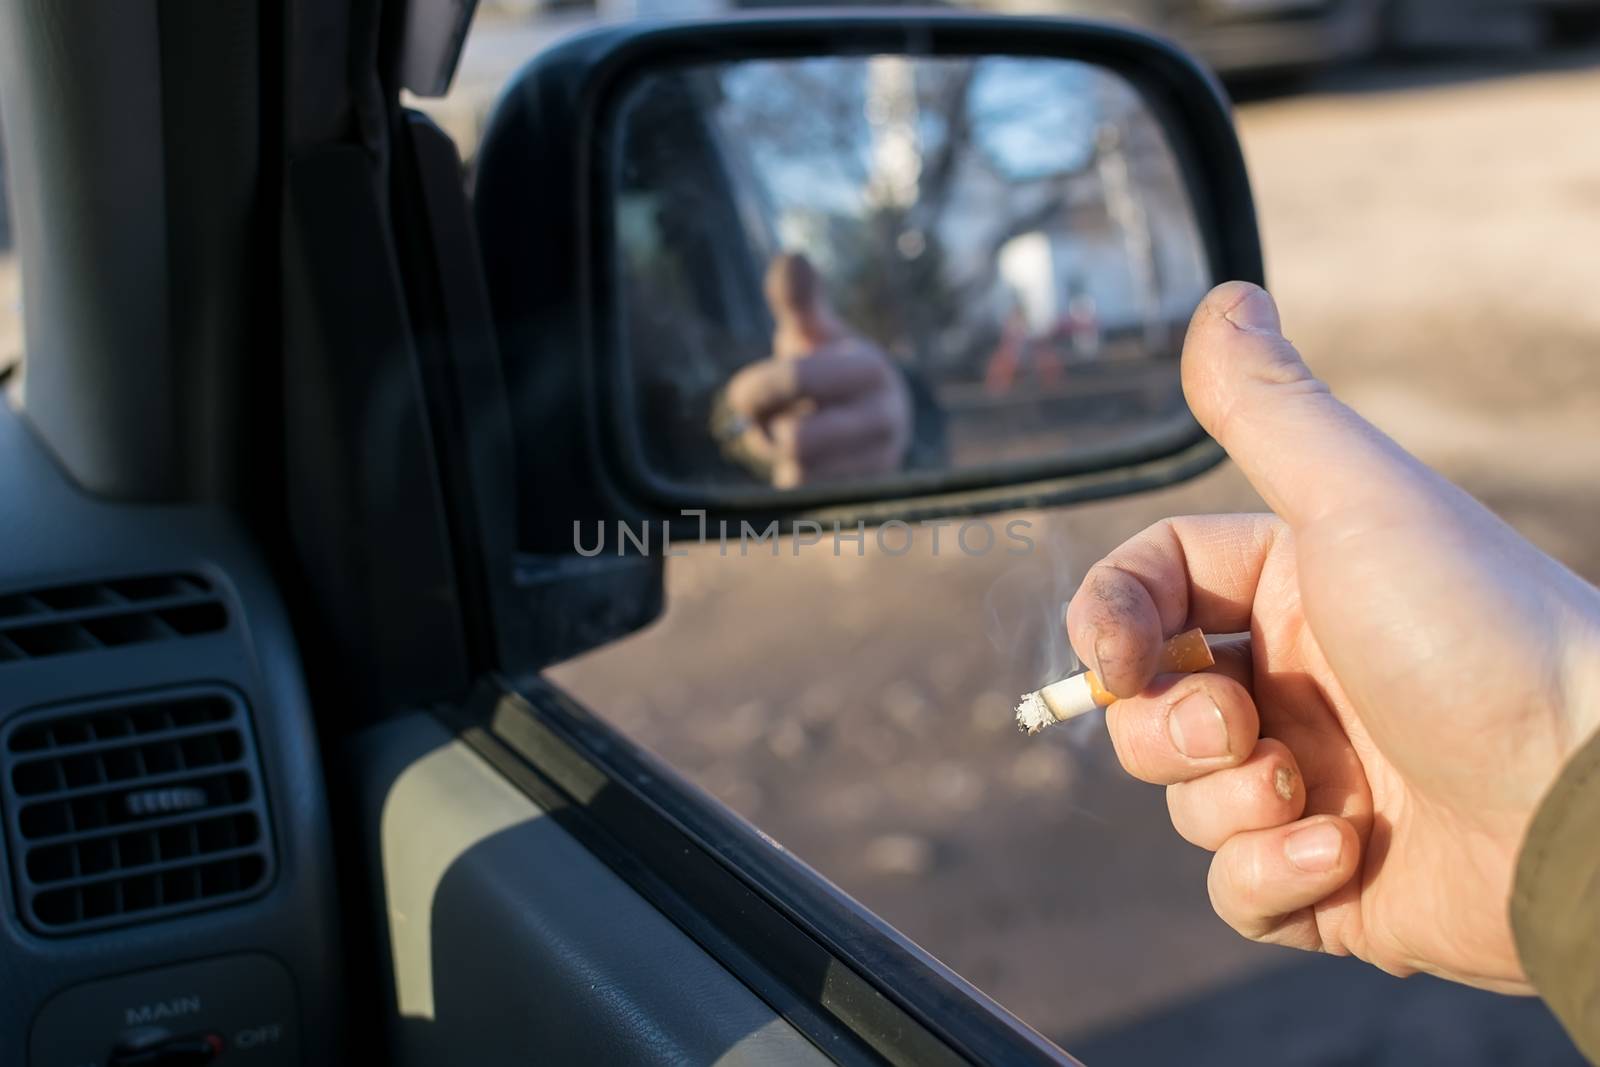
left=549, top=49, right=1600, bottom=1062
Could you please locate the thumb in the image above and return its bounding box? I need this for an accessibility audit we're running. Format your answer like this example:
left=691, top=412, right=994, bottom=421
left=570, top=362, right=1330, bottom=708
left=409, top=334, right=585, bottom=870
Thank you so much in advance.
left=1182, top=282, right=1439, bottom=531
left=766, top=253, right=844, bottom=355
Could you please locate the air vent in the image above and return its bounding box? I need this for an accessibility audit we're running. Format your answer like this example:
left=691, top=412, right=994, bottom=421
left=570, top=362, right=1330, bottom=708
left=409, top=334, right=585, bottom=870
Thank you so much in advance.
left=1, top=688, right=274, bottom=934
left=0, top=573, right=227, bottom=666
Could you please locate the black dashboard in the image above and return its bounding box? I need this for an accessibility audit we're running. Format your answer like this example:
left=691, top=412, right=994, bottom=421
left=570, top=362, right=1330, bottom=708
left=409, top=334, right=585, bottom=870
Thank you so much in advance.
left=0, top=403, right=340, bottom=1066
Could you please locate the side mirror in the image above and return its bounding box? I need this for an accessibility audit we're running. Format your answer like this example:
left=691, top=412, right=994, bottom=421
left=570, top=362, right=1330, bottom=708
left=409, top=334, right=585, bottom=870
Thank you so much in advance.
left=474, top=15, right=1261, bottom=550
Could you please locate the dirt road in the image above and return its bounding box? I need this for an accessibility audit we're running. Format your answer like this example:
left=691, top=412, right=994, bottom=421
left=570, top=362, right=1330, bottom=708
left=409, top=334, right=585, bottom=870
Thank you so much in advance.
left=551, top=50, right=1600, bottom=1061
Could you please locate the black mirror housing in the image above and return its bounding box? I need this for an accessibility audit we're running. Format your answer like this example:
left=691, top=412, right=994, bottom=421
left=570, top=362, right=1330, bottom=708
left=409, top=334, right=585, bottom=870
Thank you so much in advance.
left=474, top=14, right=1262, bottom=553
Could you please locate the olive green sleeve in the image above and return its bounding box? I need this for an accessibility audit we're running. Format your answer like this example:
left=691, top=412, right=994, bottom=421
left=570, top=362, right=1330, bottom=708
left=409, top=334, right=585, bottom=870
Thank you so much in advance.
left=1512, top=727, right=1600, bottom=1064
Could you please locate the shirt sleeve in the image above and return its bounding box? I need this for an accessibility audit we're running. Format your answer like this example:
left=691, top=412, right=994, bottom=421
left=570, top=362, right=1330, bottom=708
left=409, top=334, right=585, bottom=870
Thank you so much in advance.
left=1512, top=726, right=1600, bottom=1064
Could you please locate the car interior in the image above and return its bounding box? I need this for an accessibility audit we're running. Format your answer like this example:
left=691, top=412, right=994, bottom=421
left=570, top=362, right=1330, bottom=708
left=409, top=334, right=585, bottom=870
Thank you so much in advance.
left=0, top=3, right=1263, bottom=1064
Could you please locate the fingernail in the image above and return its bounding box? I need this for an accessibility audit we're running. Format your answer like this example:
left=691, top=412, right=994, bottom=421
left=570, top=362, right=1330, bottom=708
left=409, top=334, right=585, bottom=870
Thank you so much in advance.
left=1167, top=690, right=1229, bottom=760
left=1224, top=287, right=1281, bottom=335
left=1284, top=823, right=1344, bottom=873
left=1090, top=632, right=1113, bottom=682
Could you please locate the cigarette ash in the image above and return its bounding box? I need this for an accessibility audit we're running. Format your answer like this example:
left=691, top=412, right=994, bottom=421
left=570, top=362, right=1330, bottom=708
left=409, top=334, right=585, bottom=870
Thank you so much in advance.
left=1014, top=692, right=1056, bottom=736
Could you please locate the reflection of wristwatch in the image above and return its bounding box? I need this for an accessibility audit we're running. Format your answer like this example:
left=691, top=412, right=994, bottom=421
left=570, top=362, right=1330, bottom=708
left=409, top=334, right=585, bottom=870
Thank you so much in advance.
left=710, top=388, right=772, bottom=480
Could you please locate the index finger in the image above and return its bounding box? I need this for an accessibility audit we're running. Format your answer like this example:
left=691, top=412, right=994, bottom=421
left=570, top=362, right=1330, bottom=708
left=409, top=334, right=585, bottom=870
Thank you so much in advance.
left=1066, top=514, right=1283, bottom=698
left=725, top=343, right=892, bottom=419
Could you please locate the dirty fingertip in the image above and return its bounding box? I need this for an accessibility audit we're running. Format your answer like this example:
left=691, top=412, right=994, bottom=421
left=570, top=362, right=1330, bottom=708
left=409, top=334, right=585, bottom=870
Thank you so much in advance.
left=1093, top=625, right=1158, bottom=698
left=1068, top=567, right=1163, bottom=696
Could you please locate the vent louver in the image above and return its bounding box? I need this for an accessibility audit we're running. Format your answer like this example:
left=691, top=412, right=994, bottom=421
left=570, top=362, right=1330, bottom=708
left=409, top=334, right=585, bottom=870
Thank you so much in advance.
left=0, top=574, right=227, bottom=665
left=1, top=689, right=274, bottom=934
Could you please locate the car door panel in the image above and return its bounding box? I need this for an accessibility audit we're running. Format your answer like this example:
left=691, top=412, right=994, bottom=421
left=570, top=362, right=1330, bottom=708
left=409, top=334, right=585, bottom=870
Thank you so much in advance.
left=356, top=711, right=830, bottom=1066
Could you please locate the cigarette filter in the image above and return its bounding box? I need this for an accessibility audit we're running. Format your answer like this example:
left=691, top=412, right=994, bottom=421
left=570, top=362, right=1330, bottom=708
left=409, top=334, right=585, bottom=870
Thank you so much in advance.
left=1016, top=628, right=1214, bottom=735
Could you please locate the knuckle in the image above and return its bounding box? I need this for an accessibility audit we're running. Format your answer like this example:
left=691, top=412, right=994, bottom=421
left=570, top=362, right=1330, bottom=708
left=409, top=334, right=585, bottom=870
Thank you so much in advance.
left=1250, top=346, right=1321, bottom=390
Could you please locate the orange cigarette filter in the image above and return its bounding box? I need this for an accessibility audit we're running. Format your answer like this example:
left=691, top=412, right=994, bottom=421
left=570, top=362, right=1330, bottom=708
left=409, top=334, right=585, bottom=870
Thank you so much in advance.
left=1084, top=627, right=1214, bottom=704
left=1017, top=628, right=1215, bottom=734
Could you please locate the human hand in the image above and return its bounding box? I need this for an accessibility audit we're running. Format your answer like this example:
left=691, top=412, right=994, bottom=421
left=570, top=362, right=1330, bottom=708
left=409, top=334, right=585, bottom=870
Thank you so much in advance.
left=721, top=254, right=911, bottom=488
left=1065, top=282, right=1600, bottom=993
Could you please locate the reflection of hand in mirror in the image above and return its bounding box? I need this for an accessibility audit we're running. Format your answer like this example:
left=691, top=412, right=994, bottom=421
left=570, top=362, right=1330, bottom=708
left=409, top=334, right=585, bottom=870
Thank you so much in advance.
left=717, top=254, right=912, bottom=489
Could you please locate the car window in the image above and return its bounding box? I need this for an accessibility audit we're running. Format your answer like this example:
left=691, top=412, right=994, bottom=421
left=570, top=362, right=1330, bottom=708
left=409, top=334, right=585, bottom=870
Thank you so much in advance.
left=434, top=8, right=1598, bottom=1059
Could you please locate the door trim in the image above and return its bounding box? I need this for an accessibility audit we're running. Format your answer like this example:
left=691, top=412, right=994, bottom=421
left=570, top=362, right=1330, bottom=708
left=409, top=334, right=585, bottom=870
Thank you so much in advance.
left=442, top=677, right=1080, bottom=1067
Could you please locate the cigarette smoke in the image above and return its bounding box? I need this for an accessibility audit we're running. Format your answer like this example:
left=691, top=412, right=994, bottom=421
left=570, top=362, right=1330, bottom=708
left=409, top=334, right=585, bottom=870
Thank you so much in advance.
left=982, top=523, right=1101, bottom=746
left=982, top=526, right=1078, bottom=684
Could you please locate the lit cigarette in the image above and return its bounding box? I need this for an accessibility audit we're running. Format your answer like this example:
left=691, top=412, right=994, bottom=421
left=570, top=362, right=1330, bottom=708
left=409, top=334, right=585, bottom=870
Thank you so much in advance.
left=1016, top=628, right=1215, bottom=735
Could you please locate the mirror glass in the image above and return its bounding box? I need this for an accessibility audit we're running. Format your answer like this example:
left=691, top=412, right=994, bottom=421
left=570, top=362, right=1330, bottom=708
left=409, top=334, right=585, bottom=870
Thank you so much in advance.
left=609, top=55, right=1211, bottom=494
